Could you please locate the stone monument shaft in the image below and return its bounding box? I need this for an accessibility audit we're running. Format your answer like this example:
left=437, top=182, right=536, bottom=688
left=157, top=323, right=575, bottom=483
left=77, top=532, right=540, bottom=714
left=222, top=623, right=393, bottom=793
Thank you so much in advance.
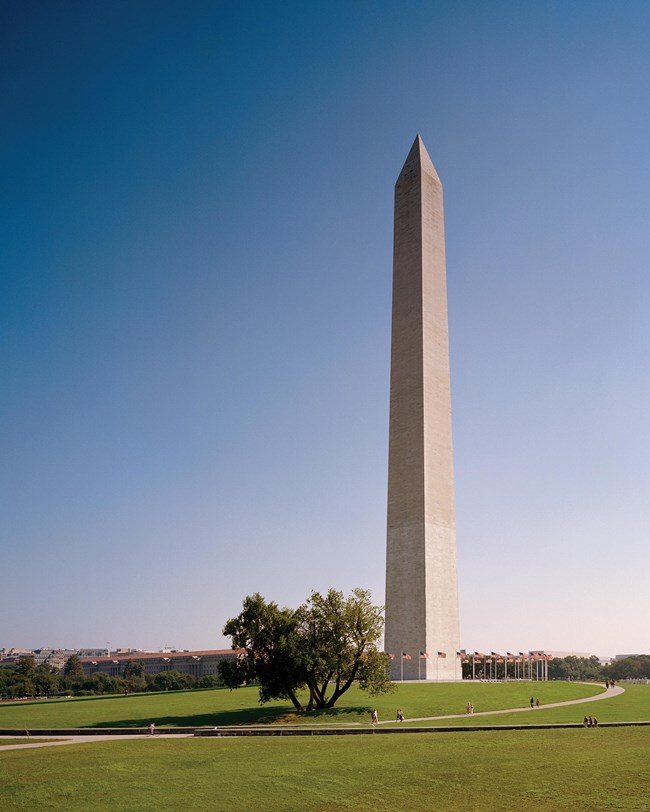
left=385, top=135, right=460, bottom=680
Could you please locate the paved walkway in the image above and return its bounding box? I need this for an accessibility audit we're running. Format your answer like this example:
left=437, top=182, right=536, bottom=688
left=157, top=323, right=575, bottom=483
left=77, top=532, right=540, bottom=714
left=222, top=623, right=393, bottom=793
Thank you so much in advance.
left=0, top=733, right=192, bottom=752
left=0, top=684, right=625, bottom=750
left=377, top=682, right=625, bottom=725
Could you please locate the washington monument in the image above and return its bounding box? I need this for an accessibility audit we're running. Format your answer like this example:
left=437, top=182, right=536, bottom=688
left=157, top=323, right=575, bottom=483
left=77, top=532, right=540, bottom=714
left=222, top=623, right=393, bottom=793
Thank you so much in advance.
left=384, top=135, right=460, bottom=680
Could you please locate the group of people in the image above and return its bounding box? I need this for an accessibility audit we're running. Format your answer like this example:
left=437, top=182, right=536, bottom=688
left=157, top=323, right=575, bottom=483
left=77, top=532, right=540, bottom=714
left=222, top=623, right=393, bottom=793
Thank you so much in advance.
left=370, top=708, right=405, bottom=724
left=583, top=716, right=599, bottom=727
left=605, top=680, right=616, bottom=688
left=530, top=696, right=540, bottom=708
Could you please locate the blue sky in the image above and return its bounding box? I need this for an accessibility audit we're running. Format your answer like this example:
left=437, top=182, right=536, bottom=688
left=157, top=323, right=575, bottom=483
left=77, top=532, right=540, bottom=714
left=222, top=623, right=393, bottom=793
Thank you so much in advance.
left=2, top=1, right=649, bottom=656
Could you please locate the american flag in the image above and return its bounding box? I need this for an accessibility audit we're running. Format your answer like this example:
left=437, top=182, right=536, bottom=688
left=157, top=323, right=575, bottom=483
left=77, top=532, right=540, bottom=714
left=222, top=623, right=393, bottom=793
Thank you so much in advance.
left=419, top=651, right=429, bottom=659
left=437, top=651, right=447, bottom=658
left=402, top=652, right=412, bottom=660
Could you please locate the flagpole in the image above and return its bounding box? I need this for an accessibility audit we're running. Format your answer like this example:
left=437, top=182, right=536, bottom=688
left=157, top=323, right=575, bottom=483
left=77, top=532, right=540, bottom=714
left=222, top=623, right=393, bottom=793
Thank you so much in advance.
left=400, top=652, right=403, bottom=682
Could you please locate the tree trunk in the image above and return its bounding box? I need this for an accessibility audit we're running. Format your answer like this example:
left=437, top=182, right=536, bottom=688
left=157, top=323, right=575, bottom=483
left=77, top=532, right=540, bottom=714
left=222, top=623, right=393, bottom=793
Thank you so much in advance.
left=287, top=688, right=303, bottom=712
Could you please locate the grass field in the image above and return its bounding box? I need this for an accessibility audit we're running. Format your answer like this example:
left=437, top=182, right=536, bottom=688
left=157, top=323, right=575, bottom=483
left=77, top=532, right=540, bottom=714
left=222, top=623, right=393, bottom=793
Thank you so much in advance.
left=2, top=683, right=648, bottom=811
left=0, top=681, right=603, bottom=729
left=2, top=728, right=650, bottom=811
left=440, top=683, right=650, bottom=727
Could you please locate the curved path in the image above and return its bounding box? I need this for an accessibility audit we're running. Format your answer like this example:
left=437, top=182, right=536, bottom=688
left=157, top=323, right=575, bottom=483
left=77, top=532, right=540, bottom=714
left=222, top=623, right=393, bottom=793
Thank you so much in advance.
left=377, top=682, right=624, bottom=725
left=0, top=684, right=625, bottom=750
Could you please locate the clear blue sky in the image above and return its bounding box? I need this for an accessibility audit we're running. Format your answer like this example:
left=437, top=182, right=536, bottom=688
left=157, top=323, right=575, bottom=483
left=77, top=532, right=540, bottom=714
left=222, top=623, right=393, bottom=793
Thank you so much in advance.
left=2, top=1, right=649, bottom=656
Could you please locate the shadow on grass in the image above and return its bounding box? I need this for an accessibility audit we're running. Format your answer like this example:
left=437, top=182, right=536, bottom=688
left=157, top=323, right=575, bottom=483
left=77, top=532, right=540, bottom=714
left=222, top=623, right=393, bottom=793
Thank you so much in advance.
left=0, top=687, right=233, bottom=710
left=91, top=704, right=373, bottom=729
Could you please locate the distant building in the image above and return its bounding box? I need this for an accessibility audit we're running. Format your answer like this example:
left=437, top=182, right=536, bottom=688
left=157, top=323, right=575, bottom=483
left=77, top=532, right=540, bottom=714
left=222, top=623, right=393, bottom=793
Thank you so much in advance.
left=0, top=648, right=33, bottom=668
left=80, top=649, right=239, bottom=678
left=0, top=648, right=33, bottom=660
left=34, top=649, right=78, bottom=670
left=0, top=647, right=77, bottom=670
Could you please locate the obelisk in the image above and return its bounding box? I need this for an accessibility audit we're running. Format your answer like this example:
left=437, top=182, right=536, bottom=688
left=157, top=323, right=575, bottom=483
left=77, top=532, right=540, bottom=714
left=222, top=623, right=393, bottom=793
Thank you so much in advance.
left=385, top=134, right=460, bottom=680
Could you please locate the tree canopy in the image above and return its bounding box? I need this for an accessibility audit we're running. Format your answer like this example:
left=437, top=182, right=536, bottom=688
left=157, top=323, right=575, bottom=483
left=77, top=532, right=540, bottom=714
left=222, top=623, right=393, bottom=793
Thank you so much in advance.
left=605, top=655, right=650, bottom=680
left=220, top=587, right=393, bottom=711
left=63, top=653, right=84, bottom=678
left=548, top=655, right=603, bottom=681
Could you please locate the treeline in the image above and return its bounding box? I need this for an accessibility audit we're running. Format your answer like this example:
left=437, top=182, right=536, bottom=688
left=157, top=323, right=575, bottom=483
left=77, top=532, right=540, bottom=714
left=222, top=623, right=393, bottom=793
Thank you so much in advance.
left=547, top=656, right=603, bottom=681
left=441, top=654, right=649, bottom=682
left=0, top=655, right=223, bottom=699
left=540, top=655, right=650, bottom=681
left=548, top=655, right=650, bottom=681
left=604, top=655, right=650, bottom=680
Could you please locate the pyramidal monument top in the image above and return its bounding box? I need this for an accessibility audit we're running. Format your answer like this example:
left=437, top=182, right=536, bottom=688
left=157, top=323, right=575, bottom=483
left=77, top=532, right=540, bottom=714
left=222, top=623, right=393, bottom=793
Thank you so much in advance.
left=396, top=133, right=441, bottom=184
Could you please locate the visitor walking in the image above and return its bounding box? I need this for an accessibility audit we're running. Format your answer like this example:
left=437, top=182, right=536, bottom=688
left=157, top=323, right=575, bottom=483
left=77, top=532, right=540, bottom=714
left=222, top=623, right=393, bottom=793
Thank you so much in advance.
left=148, top=722, right=156, bottom=736
left=371, top=709, right=378, bottom=726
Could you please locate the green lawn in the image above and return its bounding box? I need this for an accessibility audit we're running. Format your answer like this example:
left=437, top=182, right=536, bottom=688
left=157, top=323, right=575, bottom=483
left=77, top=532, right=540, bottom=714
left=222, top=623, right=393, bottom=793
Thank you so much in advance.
left=440, top=683, right=650, bottom=727
left=1, top=729, right=649, bottom=811
left=0, top=681, right=603, bottom=729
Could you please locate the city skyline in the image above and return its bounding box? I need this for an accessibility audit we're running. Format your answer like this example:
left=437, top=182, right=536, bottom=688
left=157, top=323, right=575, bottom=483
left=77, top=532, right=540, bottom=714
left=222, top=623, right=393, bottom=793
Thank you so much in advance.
left=2, top=2, right=650, bottom=656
